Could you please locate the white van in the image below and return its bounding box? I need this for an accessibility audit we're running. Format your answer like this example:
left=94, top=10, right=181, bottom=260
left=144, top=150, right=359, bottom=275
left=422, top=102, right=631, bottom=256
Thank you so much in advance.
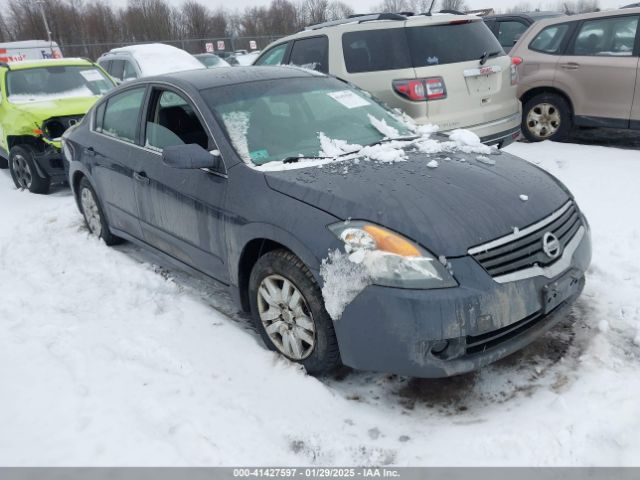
left=0, top=40, right=63, bottom=62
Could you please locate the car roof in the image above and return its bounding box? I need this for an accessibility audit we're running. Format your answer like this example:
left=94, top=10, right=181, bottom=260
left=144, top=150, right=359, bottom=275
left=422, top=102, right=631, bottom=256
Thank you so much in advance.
left=128, top=65, right=324, bottom=91
left=485, top=11, right=563, bottom=20
left=1, top=57, right=94, bottom=70
left=533, top=6, right=640, bottom=25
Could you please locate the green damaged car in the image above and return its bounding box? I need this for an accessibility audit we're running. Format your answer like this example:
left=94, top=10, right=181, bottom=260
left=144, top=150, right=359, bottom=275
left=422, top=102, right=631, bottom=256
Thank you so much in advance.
left=0, top=58, right=115, bottom=193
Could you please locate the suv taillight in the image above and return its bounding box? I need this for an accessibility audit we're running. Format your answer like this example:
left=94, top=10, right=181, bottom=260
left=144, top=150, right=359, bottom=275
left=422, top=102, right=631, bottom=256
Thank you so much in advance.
left=393, top=77, right=447, bottom=101
left=510, top=56, right=522, bottom=86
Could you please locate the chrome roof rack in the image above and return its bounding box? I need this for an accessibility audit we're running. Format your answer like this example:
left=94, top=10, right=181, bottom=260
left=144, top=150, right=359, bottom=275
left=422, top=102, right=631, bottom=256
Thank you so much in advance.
left=305, top=12, right=407, bottom=30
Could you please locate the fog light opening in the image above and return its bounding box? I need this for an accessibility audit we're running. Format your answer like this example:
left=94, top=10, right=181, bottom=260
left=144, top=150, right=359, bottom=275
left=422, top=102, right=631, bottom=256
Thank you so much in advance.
left=430, top=340, right=449, bottom=356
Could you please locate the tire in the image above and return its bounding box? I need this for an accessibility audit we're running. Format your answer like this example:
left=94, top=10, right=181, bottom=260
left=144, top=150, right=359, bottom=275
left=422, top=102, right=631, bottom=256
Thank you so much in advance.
left=0, top=156, right=7, bottom=169
left=522, top=93, right=572, bottom=142
left=249, top=249, right=341, bottom=375
left=9, top=145, right=50, bottom=194
left=77, top=177, right=123, bottom=246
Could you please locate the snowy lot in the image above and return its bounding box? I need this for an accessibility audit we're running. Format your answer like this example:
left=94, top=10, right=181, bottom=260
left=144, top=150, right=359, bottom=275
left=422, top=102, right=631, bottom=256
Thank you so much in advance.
left=1, top=140, right=639, bottom=466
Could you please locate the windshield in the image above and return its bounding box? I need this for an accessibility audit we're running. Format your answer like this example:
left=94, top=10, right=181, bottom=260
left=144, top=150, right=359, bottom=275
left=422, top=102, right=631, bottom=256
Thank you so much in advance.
left=201, top=77, right=413, bottom=166
left=7, top=65, right=114, bottom=103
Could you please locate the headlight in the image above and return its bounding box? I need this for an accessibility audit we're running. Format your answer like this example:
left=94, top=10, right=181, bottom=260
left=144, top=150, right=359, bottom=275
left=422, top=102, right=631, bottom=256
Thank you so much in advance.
left=328, top=221, right=457, bottom=289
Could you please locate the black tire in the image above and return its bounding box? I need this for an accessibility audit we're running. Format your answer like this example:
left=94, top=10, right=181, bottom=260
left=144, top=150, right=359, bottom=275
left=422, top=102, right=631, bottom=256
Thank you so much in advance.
left=521, top=93, right=572, bottom=142
left=0, top=156, right=7, bottom=169
left=9, top=145, right=51, bottom=194
left=249, top=249, right=341, bottom=375
left=77, top=177, right=123, bottom=246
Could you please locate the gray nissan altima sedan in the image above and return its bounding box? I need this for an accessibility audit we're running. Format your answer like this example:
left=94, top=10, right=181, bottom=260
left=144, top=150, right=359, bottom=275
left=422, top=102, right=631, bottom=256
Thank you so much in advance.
left=63, top=66, right=592, bottom=377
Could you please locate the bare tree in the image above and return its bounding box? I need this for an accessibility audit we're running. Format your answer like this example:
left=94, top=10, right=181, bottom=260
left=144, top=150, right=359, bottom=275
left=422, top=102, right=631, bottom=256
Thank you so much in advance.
left=439, top=0, right=467, bottom=11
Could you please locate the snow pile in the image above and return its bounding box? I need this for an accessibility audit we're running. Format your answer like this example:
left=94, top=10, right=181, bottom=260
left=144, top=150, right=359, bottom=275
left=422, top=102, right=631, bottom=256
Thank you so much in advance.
left=318, top=133, right=361, bottom=157
left=448, top=129, right=492, bottom=154
left=9, top=86, right=97, bottom=103
left=109, top=43, right=205, bottom=76
left=368, top=114, right=400, bottom=139
left=319, top=250, right=372, bottom=320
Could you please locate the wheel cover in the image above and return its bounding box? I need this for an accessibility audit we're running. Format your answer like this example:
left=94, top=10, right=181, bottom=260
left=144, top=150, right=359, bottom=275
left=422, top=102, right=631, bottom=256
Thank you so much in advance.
left=80, top=187, right=103, bottom=237
left=12, top=154, right=32, bottom=189
left=526, top=102, right=561, bottom=139
left=257, top=274, right=316, bottom=360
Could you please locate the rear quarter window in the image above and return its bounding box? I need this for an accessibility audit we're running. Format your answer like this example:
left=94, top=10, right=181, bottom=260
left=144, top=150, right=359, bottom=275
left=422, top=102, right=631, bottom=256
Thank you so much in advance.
left=342, top=28, right=412, bottom=73
left=406, top=21, right=504, bottom=67
left=529, top=23, right=571, bottom=54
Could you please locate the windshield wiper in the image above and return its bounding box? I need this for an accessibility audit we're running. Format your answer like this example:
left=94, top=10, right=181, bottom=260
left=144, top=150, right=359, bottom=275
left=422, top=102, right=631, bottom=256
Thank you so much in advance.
left=365, top=135, right=420, bottom=148
left=282, top=155, right=329, bottom=164
left=479, top=50, right=502, bottom=65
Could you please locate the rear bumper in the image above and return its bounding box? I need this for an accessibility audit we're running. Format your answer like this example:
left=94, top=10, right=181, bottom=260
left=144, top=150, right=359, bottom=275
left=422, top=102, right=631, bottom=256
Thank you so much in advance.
left=333, top=226, right=591, bottom=378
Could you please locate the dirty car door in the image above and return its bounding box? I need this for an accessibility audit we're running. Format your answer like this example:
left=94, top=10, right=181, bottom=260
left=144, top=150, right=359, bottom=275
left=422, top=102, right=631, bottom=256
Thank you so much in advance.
left=133, top=87, right=228, bottom=282
left=90, top=86, right=147, bottom=239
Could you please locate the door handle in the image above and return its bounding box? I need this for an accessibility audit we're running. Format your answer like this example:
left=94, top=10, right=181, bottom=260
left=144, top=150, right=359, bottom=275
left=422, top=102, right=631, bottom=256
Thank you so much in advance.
left=84, top=146, right=96, bottom=156
left=560, top=62, right=579, bottom=70
left=133, top=171, right=150, bottom=185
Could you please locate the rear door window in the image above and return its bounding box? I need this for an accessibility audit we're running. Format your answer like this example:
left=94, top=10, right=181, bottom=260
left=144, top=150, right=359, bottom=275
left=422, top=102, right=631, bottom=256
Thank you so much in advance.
left=342, top=29, right=412, bottom=73
left=406, top=21, right=504, bottom=67
left=289, top=36, right=329, bottom=73
left=100, top=87, right=146, bottom=143
left=529, top=24, right=570, bottom=54
left=571, top=15, right=639, bottom=56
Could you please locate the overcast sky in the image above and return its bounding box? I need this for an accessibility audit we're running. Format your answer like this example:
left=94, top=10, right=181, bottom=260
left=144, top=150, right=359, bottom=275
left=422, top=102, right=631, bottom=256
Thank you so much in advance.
left=0, top=0, right=628, bottom=16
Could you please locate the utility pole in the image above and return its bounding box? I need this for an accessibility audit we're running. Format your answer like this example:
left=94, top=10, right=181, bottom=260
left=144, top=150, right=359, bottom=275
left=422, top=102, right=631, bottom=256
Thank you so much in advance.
left=35, top=0, right=52, bottom=43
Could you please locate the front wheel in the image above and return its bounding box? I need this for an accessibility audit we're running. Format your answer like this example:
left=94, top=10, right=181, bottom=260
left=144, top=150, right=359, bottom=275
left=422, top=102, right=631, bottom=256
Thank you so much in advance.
left=78, top=177, right=122, bottom=245
left=249, top=249, right=341, bottom=375
left=9, top=145, right=50, bottom=194
left=521, top=93, right=572, bottom=142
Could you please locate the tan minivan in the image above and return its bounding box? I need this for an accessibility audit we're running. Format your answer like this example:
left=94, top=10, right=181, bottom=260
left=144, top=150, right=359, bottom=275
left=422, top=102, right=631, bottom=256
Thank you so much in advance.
left=512, top=8, right=640, bottom=142
left=255, top=13, right=522, bottom=148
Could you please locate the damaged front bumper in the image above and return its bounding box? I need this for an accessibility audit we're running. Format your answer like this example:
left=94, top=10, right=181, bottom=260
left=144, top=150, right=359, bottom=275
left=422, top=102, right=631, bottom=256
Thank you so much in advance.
left=32, top=142, right=68, bottom=183
left=333, top=226, right=592, bottom=378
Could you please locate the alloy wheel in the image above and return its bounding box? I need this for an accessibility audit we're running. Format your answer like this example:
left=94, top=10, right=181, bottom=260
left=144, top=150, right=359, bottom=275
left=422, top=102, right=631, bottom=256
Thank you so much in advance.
left=526, top=102, right=561, bottom=139
left=257, top=274, right=316, bottom=360
left=80, top=187, right=103, bottom=237
left=12, top=154, right=32, bottom=189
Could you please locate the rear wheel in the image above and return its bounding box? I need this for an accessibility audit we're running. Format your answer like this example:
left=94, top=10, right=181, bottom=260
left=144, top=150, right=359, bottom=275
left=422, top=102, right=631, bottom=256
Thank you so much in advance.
left=248, top=249, right=341, bottom=375
left=9, top=145, right=50, bottom=194
left=78, top=177, right=122, bottom=245
left=522, top=93, right=572, bottom=142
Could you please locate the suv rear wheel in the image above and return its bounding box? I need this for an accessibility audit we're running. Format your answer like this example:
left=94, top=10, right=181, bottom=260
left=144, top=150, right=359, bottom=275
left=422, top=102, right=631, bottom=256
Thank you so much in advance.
left=9, top=145, right=51, bottom=194
left=248, top=249, right=341, bottom=375
left=522, top=93, right=572, bottom=142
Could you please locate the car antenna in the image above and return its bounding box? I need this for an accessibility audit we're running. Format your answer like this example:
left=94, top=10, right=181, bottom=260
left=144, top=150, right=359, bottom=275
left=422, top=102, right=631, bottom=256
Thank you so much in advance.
left=425, top=0, right=437, bottom=16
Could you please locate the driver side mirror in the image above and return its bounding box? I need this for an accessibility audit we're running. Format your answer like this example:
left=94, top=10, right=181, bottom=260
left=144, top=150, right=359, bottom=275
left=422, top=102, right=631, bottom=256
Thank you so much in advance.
left=162, top=144, right=223, bottom=171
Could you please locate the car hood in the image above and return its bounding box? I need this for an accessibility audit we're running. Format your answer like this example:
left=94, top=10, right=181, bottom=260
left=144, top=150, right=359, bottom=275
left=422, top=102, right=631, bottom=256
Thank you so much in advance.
left=263, top=150, right=571, bottom=257
left=8, top=96, right=99, bottom=122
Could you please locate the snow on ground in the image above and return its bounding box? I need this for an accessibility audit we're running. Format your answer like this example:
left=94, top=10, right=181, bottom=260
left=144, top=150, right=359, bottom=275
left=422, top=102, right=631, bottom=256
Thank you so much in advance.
left=1, top=140, right=639, bottom=466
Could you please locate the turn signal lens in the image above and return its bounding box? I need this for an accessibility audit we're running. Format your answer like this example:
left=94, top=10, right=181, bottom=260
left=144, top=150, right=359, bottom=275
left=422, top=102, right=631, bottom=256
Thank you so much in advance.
left=363, top=225, right=421, bottom=257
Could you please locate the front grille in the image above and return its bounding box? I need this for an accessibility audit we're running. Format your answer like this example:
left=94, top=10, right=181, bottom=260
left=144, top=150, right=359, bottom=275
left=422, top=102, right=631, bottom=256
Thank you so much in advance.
left=469, top=201, right=582, bottom=278
left=465, top=310, right=544, bottom=355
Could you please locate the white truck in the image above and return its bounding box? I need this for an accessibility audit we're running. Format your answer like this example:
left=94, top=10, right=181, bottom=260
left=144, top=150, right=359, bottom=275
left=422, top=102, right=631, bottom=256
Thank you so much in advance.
left=0, top=40, right=63, bottom=63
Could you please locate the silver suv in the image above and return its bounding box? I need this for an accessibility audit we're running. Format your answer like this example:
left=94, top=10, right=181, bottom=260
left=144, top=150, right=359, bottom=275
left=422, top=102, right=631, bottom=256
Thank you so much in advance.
left=255, top=13, right=522, bottom=147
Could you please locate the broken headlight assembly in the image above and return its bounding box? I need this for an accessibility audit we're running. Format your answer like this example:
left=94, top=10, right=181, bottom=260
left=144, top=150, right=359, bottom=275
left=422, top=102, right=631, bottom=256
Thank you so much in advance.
left=328, top=221, right=457, bottom=289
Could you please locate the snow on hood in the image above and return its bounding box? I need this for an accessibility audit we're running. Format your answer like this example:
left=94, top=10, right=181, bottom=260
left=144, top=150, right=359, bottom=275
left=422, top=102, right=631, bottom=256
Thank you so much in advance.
left=112, top=43, right=205, bottom=76
left=8, top=86, right=99, bottom=104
